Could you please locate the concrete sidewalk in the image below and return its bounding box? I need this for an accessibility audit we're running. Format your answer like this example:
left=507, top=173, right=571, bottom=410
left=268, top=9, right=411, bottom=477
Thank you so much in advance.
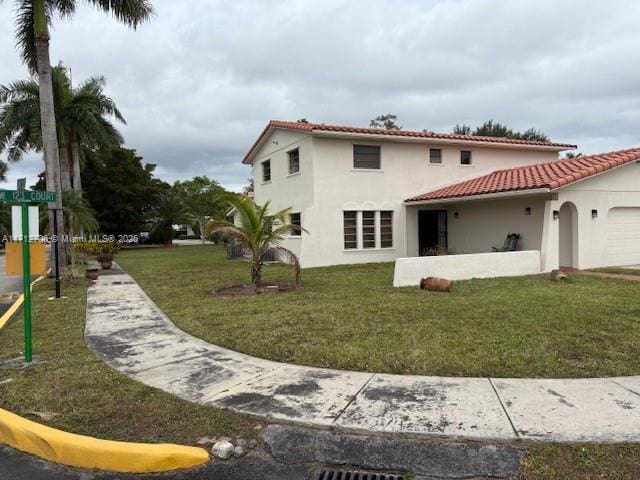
left=85, top=270, right=640, bottom=443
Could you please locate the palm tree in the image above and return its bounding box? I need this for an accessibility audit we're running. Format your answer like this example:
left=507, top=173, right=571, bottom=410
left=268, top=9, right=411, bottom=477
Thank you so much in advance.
left=4, top=0, right=153, bottom=267
left=40, top=190, right=98, bottom=234
left=205, top=194, right=305, bottom=287
left=149, top=191, right=195, bottom=247
left=0, top=65, right=125, bottom=194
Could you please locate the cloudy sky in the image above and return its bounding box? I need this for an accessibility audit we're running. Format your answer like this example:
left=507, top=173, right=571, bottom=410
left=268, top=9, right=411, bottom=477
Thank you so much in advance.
left=1, top=0, right=639, bottom=191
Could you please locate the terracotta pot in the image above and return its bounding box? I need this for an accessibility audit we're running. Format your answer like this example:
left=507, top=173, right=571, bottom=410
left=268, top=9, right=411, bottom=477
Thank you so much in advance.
left=86, top=269, right=100, bottom=280
left=100, top=261, right=112, bottom=270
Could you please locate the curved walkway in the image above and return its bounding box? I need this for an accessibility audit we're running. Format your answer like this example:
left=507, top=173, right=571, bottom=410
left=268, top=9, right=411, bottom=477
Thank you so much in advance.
left=85, top=269, right=640, bottom=443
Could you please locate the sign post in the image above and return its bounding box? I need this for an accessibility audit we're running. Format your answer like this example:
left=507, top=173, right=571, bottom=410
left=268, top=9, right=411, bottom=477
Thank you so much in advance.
left=2, top=184, right=57, bottom=363
left=21, top=202, right=32, bottom=362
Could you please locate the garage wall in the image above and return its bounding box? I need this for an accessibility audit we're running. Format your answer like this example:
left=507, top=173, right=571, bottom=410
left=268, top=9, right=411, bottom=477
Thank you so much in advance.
left=553, top=161, right=640, bottom=269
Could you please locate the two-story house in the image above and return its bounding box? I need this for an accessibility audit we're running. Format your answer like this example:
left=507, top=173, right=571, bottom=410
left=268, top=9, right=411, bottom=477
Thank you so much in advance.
left=242, top=120, right=640, bottom=276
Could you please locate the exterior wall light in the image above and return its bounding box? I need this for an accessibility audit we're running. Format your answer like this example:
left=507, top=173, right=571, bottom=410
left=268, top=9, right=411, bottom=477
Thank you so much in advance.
left=553, top=210, right=560, bottom=220
left=592, top=209, right=598, bottom=219
left=525, top=207, right=531, bottom=215
left=454, top=211, right=459, bottom=219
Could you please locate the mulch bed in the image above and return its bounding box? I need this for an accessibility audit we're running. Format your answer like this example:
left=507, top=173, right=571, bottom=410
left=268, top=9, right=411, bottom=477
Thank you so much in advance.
left=212, top=283, right=298, bottom=298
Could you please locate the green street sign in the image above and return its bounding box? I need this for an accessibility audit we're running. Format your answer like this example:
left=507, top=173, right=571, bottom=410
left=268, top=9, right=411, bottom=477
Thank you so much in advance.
left=0, top=190, right=57, bottom=203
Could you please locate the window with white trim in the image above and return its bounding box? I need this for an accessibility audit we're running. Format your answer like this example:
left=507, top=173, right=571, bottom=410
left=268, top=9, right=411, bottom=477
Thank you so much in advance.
left=343, top=211, right=358, bottom=249
left=362, top=211, right=376, bottom=248
left=288, top=148, right=300, bottom=174
left=342, top=210, right=394, bottom=250
left=290, top=212, right=301, bottom=236
left=380, top=211, right=393, bottom=248
left=429, top=148, right=442, bottom=164
left=262, top=159, right=271, bottom=182
left=353, top=145, right=381, bottom=169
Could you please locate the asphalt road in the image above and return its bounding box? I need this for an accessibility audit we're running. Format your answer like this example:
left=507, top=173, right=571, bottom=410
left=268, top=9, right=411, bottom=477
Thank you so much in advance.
left=0, top=445, right=312, bottom=480
left=0, top=256, right=26, bottom=295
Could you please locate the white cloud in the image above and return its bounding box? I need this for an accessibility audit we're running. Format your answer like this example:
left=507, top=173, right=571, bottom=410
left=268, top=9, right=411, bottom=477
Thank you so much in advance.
left=1, top=0, right=639, bottom=190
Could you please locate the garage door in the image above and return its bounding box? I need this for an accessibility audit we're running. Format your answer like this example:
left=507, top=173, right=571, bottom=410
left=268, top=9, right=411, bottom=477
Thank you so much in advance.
left=607, top=207, right=640, bottom=266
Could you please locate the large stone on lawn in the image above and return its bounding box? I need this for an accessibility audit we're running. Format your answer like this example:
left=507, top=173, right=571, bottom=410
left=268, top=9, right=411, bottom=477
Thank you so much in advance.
left=420, top=277, right=452, bottom=292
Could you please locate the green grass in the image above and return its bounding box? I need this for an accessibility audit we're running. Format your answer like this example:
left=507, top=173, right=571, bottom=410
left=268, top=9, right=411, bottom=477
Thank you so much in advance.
left=592, top=267, right=640, bottom=276
left=0, top=278, right=259, bottom=444
left=521, top=444, right=640, bottom=479
left=118, top=245, right=640, bottom=378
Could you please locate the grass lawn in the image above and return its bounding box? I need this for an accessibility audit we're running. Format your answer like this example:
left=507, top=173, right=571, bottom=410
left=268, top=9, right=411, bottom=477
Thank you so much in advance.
left=0, top=277, right=259, bottom=444
left=592, top=267, right=640, bottom=276
left=118, top=245, right=640, bottom=378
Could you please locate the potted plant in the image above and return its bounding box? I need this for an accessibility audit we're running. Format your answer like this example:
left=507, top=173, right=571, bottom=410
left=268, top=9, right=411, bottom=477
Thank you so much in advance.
left=96, top=242, right=119, bottom=270
left=97, top=249, right=114, bottom=269
left=86, top=263, right=100, bottom=280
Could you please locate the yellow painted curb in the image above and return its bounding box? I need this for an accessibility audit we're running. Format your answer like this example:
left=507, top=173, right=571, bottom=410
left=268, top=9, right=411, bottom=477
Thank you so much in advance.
left=0, top=270, right=49, bottom=330
left=0, top=408, right=210, bottom=472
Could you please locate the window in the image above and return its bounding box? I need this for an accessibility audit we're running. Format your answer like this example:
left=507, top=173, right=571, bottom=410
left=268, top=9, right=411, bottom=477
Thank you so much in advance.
left=460, top=150, right=472, bottom=165
left=343, top=211, right=357, bottom=249
left=262, top=160, right=271, bottom=182
left=429, top=148, right=442, bottom=164
left=353, top=145, right=381, bottom=169
left=288, top=148, right=300, bottom=175
left=380, top=211, right=393, bottom=248
left=290, top=212, right=301, bottom=236
left=362, top=211, right=376, bottom=248
left=343, top=210, right=394, bottom=250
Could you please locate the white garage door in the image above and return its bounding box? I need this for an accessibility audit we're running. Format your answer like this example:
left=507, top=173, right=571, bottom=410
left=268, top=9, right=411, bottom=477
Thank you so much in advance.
left=607, top=207, right=640, bottom=266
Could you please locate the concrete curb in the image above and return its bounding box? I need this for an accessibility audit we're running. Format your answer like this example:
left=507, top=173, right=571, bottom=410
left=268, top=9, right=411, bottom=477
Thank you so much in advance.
left=0, top=408, right=210, bottom=473
left=0, top=271, right=48, bottom=330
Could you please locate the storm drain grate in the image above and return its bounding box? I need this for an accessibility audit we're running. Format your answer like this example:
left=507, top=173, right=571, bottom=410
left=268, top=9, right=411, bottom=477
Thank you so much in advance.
left=315, top=469, right=404, bottom=480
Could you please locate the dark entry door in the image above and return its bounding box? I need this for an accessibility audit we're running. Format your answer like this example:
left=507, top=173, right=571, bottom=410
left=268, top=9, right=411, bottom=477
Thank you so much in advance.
left=418, top=210, right=447, bottom=256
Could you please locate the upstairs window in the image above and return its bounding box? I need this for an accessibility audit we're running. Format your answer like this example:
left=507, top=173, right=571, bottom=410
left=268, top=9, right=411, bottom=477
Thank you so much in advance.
left=288, top=148, right=300, bottom=175
left=460, top=150, right=472, bottom=165
left=429, top=148, right=442, bottom=164
left=353, top=145, right=381, bottom=169
left=262, top=160, right=271, bottom=182
left=290, top=212, right=301, bottom=236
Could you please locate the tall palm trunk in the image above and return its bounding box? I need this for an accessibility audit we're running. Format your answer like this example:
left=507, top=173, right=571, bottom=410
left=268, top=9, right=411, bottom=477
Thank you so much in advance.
left=59, top=143, right=72, bottom=191
left=71, top=138, right=82, bottom=193
left=71, top=138, right=84, bottom=237
left=163, top=225, right=173, bottom=247
left=34, top=0, right=66, bottom=268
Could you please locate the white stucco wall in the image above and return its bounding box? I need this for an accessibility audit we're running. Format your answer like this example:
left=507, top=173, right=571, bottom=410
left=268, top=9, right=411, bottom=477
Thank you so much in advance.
left=251, top=128, right=563, bottom=268
left=252, top=129, right=315, bottom=260
left=393, top=251, right=542, bottom=286
left=539, top=161, right=640, bottom=271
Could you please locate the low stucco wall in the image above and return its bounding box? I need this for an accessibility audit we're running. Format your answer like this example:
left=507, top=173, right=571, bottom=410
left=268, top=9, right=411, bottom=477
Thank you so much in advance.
left=393, top=251, right=541, bottom=287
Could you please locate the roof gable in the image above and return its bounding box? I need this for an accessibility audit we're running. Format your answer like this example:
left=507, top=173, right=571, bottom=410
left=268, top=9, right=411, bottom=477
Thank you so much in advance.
left=405, top=147, right=640, bottom=203
left=242, top=120, right=577, bottom=164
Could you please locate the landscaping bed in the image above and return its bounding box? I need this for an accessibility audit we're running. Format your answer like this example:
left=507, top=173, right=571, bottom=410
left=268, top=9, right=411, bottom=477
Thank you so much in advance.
left=119, top=245, right=640, bottom=379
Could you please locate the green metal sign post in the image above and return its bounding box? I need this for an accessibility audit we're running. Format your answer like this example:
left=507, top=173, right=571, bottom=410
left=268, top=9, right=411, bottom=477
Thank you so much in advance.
left=1, top=184, right=57, bottom=363
left=21, top=203, right=32, bottom=362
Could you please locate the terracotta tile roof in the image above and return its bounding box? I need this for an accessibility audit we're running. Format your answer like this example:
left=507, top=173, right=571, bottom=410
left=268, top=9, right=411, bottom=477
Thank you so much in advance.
left=405, top=147, right=640, bottom=203
left=242, top=120, right=576, bottom=163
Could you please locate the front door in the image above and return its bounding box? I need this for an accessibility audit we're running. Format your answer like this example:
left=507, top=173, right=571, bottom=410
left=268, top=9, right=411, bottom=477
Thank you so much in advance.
left=418, top=210, right=447, bottom=256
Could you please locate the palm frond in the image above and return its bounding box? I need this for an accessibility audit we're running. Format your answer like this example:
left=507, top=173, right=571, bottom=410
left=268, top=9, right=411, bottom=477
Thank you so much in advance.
left=86, top=0, right=154, bottom=28
left=265, top=245, right=301, bottom=286
left=14, top=0, right=38, bottom=73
